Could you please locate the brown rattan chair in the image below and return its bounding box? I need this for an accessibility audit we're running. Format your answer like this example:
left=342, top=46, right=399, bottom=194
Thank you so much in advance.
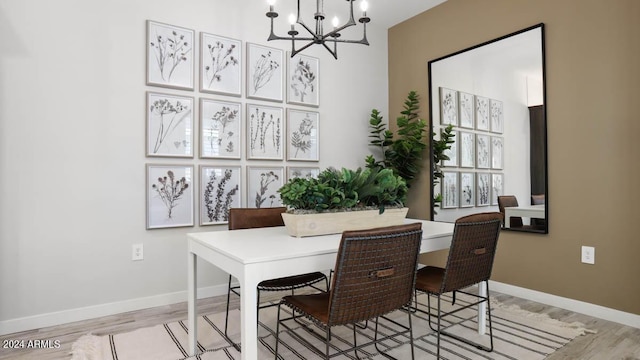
left=224, top=207, right=328, bottom=349
left=274, top=223, right=423, bottom=360
left=414, top=212, right=502, bottom=359
left=497, top=195, right=524, bottom=228
left=530, top=194, right=546, bottom=228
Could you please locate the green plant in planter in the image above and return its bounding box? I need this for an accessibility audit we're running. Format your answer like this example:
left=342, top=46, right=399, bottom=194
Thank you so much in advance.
left=432, top=124, right=455, bottom=209
left=365, top=90, right=427, bottom=187
left=278, top=167, right=407, bottom=214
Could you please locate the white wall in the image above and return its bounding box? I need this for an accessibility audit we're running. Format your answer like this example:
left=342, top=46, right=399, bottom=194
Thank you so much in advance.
left=0, top=0, right=389, bottom=333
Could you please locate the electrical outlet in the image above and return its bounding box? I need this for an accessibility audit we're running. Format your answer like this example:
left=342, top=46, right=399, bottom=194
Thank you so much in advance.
left=581, top=246, right=594, bottom=264
left=132, top=244, right=144, bottom=261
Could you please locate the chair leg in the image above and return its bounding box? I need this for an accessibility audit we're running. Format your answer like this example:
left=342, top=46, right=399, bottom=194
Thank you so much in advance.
left=274, top=303, right=282, bottom=360
left=437, top=294, right=442, bottom=359
left=353, top=323, right=361, bottom=359
left=224, top=275, right=241, bottom=351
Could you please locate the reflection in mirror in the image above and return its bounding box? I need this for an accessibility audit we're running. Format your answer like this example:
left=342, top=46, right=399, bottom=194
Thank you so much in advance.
left=429, top=24, right=547, bottom=234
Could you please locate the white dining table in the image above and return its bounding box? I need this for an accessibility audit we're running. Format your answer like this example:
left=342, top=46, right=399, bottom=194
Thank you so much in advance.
left=504, top=204, right=545, bottom=228
left=187, top=218, right=485, bottom=359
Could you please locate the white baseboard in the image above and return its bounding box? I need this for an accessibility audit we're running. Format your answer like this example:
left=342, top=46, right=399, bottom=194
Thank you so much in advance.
left=0, top=284, right=228, bottom=336
left=490, top=280, right=640, bottom=329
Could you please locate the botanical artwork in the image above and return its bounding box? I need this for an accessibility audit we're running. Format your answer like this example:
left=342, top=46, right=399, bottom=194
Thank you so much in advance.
left=476, top=172, right=491, bottom=206
left=287, top=53, right=319, bottom=107
left=200, top=33, right=241, bottom=96
left=247, top=104, right=283, bottom=160
left=146, top=20, right=194, bottom=90
left=247, top=43, right=283, bottom=102
left=476, top=134, right=490, bottom=169
left=459, top=92, right=475, bottom=128
left=460, top=172, right=475, bottom=208
left=440, top=87, right=458, bottom=126
left=287, top=109, right=319, bottom=161
left=442, top=171, right=458, bottom=209
left=247, top=167, right=284, bottom=209
left=490, top=99, right=504, bottom=133
left=475, top=96, right=490, bottom=131
left=200, top=166, right=241, bottom=225
left=459, top=131, right=475, bottom=168
left=146, top=92, right=193, bottom=157
left=442, top=130, right=458, bottom=167
left=147, top=165, right=194, bottom=229
left=491, top=173, right=504, bottom=206
left=200, top=99, right=241, bottom=159
left=491, top=136, right=504, bottom=169
left=287, top=167, right=320, bottom=181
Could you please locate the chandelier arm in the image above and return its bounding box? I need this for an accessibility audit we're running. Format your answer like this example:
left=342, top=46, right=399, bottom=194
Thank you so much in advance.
left=321, top=42, right=338, bottom=59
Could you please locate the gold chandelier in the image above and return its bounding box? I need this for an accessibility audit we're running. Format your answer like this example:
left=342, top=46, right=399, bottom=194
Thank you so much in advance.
left=266, top=0, right=370, bottom=59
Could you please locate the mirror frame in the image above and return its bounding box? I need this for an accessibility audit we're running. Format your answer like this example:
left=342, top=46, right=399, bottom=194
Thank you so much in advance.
left=427, top=23, right=548, bottom=234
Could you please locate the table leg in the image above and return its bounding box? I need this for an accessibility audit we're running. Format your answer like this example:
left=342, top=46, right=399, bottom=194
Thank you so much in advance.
left=477, top=281, right=487, bottom=335
left=240, top=272, right=259, bottom=360
left=187, top=251, right=198, bottom=355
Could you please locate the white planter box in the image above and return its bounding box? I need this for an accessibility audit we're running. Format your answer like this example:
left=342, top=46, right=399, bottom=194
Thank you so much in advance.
left=281, top=207, right=409, bottom=237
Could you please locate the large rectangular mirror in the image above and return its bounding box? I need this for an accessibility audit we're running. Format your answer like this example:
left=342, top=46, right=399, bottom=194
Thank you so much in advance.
left=429, top=24, right=547, bottom=234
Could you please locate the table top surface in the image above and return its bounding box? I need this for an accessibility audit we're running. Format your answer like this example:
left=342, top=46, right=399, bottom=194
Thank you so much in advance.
left=187, top=219, right=454, bottom=265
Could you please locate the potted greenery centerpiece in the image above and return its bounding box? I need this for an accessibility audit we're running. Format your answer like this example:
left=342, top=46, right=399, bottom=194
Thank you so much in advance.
left=278, top=167, right=409, bottom=237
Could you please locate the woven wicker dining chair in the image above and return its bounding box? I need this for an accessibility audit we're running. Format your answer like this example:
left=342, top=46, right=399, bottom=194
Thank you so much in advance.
left=274, top=222, right=423, bottom=360
left=223, top=207, right=328, bottom=349
left=413, top=212, right=502, bottom=359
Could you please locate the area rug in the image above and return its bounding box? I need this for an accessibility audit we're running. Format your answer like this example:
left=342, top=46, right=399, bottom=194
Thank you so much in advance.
left=70, top=293, right=593, bottom=360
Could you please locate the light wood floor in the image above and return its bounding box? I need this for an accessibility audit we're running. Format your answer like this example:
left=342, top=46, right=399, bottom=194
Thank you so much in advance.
left=1, top=291, right=639, bottom=360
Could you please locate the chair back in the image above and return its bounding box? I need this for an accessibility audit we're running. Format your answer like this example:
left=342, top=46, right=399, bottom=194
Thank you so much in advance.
left=228, top=207, right=286, bottom=230
left=440, top=212, right=502, bottom=293
left=327, top=223, right=423, bottom=326
left=497, top=195, right=523, bottom=228
left=531, top=194, right=545, bottom=205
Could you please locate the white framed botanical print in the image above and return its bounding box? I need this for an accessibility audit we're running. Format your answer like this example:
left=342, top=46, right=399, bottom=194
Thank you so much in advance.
left=459, top=131, right=475, bottom=168
left=491, top=136, right=504, bottom=169
left=491, top=173, right=504, bottom=206
left=200, top=33, right=242, bottom=96
left=287, top=52, right=319, bottom=107
left=200, top=98, right=241, bottom=159
left=247, top=166, right=284, bottom=208
left=287, top=166, right=320, bottom=180
left=475, top=95, right=490, bottom=131
left=476, top=134, right=490, bottom=169
left=146, top=164, right=194, bottom=229
left=246, top=43, right=283, bottom=102
left=287, top=109, right=319, bottom=161
left=441, top=171, right=458, bottom=209
left=459, top=92, right=475, bottom=129
left=146, top=20, right=194, bottom=90
left=459, top=172, right=475, bottom=208
left=247, top=104, right=284, bottom=160
left=146, top=92, right=193, bottom=158
left=476, top=172, right=491, bottom=207
left=440, top=87, right=458, bottom=126
left=490, top=99, right=504, bottom=133
left=199, top=165, right=241, bottom=225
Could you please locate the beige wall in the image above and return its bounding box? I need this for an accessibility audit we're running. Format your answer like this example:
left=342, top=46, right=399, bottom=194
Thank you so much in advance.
left=389, top=0, right=640, bottom=314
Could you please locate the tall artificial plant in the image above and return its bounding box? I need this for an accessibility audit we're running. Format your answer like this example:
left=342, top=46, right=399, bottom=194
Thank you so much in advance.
left=365, top=91, right=427, bottom=187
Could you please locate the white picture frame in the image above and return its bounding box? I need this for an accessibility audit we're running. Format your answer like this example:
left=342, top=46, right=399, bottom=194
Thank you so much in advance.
left=199, top=165, right=242, bottom=225
left=459, top=92, right=475, bottom=129
left=459, top=131, right=475, bottom=168
left=442, top=129, right=458, bottom=167
left=146, top=92, right=194, bottom=158
left=491, top=173, right=504, bottom=206
left=476, top=133, right=490, bottom=169
left=490, top=99, right=504, bottom=133
left=247, top=104, right=284, bottom=160
left=200, top=98, right=241, bottom=159
left=200, top=33, right=242, bottom=96
left=287, top=166, right=320, bottom=181
left=476, top=172, right=491, bottom=207
left=441, top=171, right=459, bottom=209
left=287, top=109, right=319, bottom=161
left=247, top=166, right=284, bottom=209
left=146, top=164, right=194, bottom=229
left=146, top=20, right=194, bottom=90
left=459, top=172, right=475, bottom=208
left=475, top=95, right=490, bottom=131
left=246, top=43, right=284, bottom=102
left=287, top=52, right=319, bottom=107
left=491, top=136, right=504, bottom=169
left=440, top=87, right=458, bottom=126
